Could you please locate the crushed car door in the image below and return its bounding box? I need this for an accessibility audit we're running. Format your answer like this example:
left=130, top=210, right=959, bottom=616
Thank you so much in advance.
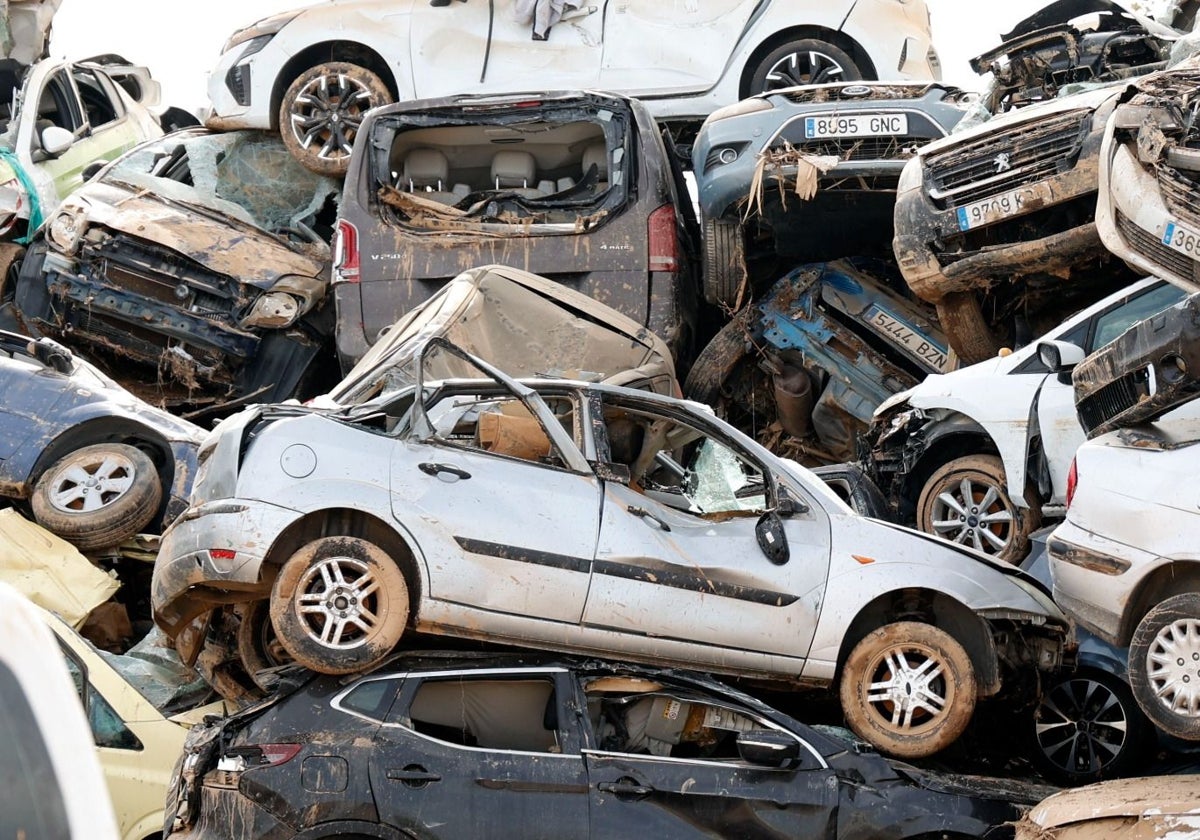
left=582, top=394, right=830, bottom=662
left=409, top=0, right=603, bottom=98
left=599, top=0, right=761, bottom=94
left=392, top=340, right=601, bottom=624
left=370, top=670, right=589, bottom=840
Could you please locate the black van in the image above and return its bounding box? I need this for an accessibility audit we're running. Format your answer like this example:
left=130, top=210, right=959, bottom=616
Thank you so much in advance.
left=331, top=90, right=698, bottom=371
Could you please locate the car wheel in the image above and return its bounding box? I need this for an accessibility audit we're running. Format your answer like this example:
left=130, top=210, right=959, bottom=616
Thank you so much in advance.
left=935, top=293, right=1001, bottom=365
left=703, top=219, right=748, bottom=308
left=840, top=621, right=977, bottom=758
left=917, top=454, right=1040, bottom=564
left=684, top=308, right=754, bottom=405
left=1129, top=593, right=1200, bottom=740
left=30, top=443, right=162, bottom=551
left=237, top=600, right=293, bottom=691
left=1030, top=668, right=1154, bottom=785
left=271, top=536, right=409, bottom=675
left=279, top=62, right=391, bottom=177
left=748, top=39, right=863, bottom=93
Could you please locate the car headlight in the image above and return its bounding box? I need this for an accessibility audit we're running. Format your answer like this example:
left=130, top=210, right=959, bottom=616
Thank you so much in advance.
left=239, top=291, right=302, bottom=329
left=895, top=156, right=924, bottom=193
left=46, top=208, right=86, bottom=255
left=222, top=10, right=301, bottom=53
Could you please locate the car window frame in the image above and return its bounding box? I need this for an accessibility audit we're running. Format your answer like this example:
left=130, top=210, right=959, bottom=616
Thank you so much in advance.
left=56, top=639, right=144, bottom=752
left=70, top=65, right=127, bottom=133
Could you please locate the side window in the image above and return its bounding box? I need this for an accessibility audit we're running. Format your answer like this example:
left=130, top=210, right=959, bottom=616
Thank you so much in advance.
left=60, top=646, right=142, bottom=751
left=1089, top=284, right=1188, bottom=353
left=337, top=677, right=403, bottom=722
left=424, top=391, right=576, bottom=470
left=399, top=677, right=565, bottom=754
left=37, top=69, right=83, bottom=133
left=72, top=67, right=123, bottom=130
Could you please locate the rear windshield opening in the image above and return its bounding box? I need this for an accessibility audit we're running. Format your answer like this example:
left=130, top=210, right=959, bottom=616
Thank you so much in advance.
left=371, top=107, right=630, bottom=231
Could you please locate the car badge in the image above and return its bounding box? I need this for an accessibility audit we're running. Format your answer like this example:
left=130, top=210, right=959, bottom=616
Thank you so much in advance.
left=841, top=84, right=872, bottom=98
left=994, top=152, right=1012, bottom=173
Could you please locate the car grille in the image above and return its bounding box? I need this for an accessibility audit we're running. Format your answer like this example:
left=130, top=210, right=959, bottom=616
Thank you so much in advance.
left=789, top=136, right=927, bottom=161
left=1158, top=166, right=1200, bottom=232
left=925, top=109, right=1090, bottom=208
left=780, top=85, right=932, bottom=105
left=1116, top=208, right=1198, bottom=282
left=1076, top=372, right=1142, bottom=436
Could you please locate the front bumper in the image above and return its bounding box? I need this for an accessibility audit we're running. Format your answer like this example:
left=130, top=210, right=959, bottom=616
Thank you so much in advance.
left=1048, top=518, right=1152, bottom=645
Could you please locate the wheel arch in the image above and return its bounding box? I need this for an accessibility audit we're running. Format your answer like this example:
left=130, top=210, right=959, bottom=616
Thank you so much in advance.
left=834, top=588, right=1001, bottom=696
left=737, top=27, right=877, bottom=99
left=1117, top=561, right=1200, bottom=646
left=902, top=421, right=996, bottom=509
left=270, top=41, right=399, bottom=130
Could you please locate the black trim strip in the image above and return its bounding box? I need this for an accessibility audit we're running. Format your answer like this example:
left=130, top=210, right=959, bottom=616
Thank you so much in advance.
left=593, top=559, right=799, bottom=606
left=455, top=537, right=591, bottom=574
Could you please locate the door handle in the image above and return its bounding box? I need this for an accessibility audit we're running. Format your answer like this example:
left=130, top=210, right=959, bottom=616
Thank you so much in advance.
left=387, top=766, right=442, bottom=787
left=418, top=462, right=471, bottom=480
left=598, top=779, right=654, bottom=797
left=627, top=505, right=670, bottom=531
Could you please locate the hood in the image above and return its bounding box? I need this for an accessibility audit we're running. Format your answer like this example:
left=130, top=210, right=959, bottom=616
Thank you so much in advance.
left=893, top=763, right=1058, bottom=805
left=59, top=183, right=327, bottom=288
left=0, top=0, right=61, bottom=63
left=1027, top=776, right=1200, bottom=829
left=1001, top=0, right=1180, bottom=41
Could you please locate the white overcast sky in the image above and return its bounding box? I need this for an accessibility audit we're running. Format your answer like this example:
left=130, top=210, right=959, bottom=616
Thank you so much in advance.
left=45, top=1, right=1073, bottom=115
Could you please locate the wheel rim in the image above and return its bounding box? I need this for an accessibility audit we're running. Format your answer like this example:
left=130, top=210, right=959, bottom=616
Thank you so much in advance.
left=1146, top=618, right=1200, bottom=718
left=287, top=71, right=375, bottom=164
left=928, top=476, right=1014, bottom=555
left=763, top=49, right=848, bottom=89
left=293, top=555, right=384, bottom=650
left=249, top=608, right=290, bottom=670
left=864, top=643, right=951, bottom=733
left=1035, top=677, right=1129, bottom=776
left=47, top=451, right=137, bottom=514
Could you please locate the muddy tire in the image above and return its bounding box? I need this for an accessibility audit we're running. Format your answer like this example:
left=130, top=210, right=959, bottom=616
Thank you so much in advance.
left=31, top=443, right=162, bottom=551
left=840, top=621, right=977, bottom=759
left=271, top=536, right=409, bottom=675
left=685, top=309, right=754, bottom=404
left=917, top=454, right=1039, bottom=564
left=748, top=38, right=863, bottom=93
left=279, top=62, right=391, bottom=177
left=936, top=293, right=1000, bottom=365
left=703, top=218, right=749, bottom=308
left=1030, top=667, right=1154, bottom=785
left=1129, top=593, right=1200, bottom=740
left=237, top=599, right=293, bottom=691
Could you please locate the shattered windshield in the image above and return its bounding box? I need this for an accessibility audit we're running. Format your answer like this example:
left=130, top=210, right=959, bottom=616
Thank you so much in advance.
left=105, top=130, right=341, bottom=234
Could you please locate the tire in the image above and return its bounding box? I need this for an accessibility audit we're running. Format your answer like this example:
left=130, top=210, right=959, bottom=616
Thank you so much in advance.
left=271, top=536, right=409, bottom=675
left=1030, top=668, right=1154, bottom=785
left=237, top=599, right=293, bottom=691
left=30, top=442, right=162, bottom=551
left=917, top=454, right=1040, bottom=564
left=279, top=62, right=391, bottom=177
left=703, top=218, right=748, bottom=308
left=840, top=622, right=977, bottom=758
left=684, top=308, right=754, bottom=405
left=936, top=293, right=1001, bottom=365
left=1129, top=593, right=1200, bottom=740
left=748, top=39, right=863, bottom=94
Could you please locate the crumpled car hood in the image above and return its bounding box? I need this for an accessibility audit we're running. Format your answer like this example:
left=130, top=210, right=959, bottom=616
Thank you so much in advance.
left=1026, top=775, right=1200, bottom=829
left=1001, top=0, right=1180, bottom=42
left=62, top=182, right=327, bottom=289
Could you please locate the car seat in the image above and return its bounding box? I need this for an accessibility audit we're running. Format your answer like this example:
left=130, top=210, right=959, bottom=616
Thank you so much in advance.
left=401, top=148, right=468, bottom=205
left=581, top=142, right=609, bottom=191
left=490, top=150, right=543, bottom=198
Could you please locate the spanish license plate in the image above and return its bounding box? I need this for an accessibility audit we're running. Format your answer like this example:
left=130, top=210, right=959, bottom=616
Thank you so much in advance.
left=956, top=187, right=1034, bottom=231
left=866, top=305, right=952, bottom=373
left=1162, top=220, right=1200, bottom=261
left=803, top=113, right=909, bottom=138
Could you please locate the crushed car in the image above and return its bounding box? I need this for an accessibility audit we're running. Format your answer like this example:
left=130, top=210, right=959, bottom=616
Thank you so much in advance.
left=152, top=338, right=1068, bottom=760
left=862, top=277, right=1185, bottom=562
left=1014, top=775, right=1200, bottom=839
left=12, top=128, right=341, bottom=413
left=206, top=0, right=941, bottom=175
left=0, top=329, right=203, bottom=552
left=331, top=90, right=697, bottom=370
left=692, top=81, right=971, bottom=307
left=165, top=652, right=1054, bottom=840
left=685, top=258, right=952, bottom=464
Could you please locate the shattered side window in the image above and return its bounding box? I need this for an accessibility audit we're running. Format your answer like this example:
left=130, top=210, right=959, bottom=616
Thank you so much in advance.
left=422, top=391, right=575, bottom=470
left=402, top=677, right=564, bottom=754
left=60, top=646, right=144, bottom=751
left=587, top=688, right=768, bottom=761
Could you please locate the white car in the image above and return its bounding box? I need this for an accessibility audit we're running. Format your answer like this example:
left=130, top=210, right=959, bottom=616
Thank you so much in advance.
left=1049, top=400, right=1200, bottom=743
left=863, top=277, right=1185, bottom=562
left=206, top=0, right=940, bottom=175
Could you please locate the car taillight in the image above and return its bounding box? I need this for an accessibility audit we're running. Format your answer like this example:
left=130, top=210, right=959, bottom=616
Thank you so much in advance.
left=648, top=204, right=678, bottom=272
left=1066, top=457, right=1078, bottom=509
left=332, top=219, right=360, bottom=284
left=219, top=744, right=302, bottom=772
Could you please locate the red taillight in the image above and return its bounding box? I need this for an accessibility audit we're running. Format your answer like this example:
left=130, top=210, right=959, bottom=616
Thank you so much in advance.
left=333, top=219, right=360, bottom=284
left=647, top=203, right=679, bottom=272
left=257, top=744, right=302, bottom=767
left=208, top=548, right=236, bottom=561
left=1066, top=458, right=1078, bottom=509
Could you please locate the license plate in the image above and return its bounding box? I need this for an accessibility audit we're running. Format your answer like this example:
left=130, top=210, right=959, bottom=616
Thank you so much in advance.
left=866, top=305, right=951, bottom=373
left=803, top=113, right=909, bottom=139
left=956, top=187, right=1034, bottom=231
left=1162, top=220, right=1200, bottom=261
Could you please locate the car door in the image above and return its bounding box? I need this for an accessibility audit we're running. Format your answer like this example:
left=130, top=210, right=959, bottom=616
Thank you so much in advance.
left=582, top=394, right=831, bottom=664
left=598, top=0, right=761, bottom=93
left=369, top=669, right=589, bottom=840
left=391, top=344, right=601, bottom=624
left=408, top=0, right=603, bottom=98
left=0, top=343, right=72, bottom=462
left=578, top=683, right=838, bottom=839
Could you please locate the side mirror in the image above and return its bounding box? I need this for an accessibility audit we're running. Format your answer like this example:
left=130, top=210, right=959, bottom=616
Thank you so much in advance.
left=82, top=160, right=107, bottom=181
left=1038, top=340, right=1086, bottom=381
left=737, top=730, right=801, bottom=768
left=756, top=511, right=789, bottom=565
left=592, top=461, right=631, bottom=484
left=40, top=125, right=74, bottom=158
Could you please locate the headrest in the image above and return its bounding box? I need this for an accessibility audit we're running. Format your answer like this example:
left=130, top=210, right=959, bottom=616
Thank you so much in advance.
left=404, top=148, right=449, bottom=187
left=491, top=150, right=536, bottom=186
left=582, top=143, right=608, bottom=178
